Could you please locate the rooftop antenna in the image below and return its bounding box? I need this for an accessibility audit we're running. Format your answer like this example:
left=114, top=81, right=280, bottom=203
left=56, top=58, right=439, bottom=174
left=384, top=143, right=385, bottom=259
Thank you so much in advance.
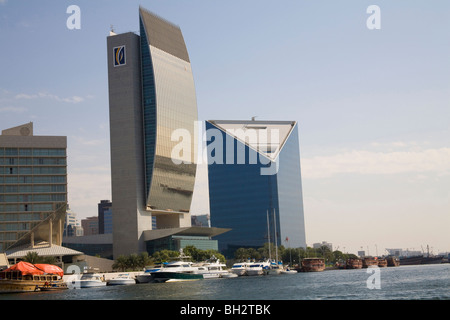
left=109, top=25, right=116, bottom=36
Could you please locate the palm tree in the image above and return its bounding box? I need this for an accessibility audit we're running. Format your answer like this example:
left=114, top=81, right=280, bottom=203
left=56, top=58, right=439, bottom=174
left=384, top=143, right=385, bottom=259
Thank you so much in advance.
left=23, top=251, right=41, bottom=264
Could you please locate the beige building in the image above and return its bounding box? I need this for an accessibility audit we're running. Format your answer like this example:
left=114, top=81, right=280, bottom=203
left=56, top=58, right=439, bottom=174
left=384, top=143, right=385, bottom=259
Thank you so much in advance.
left=0, top=122, right=67, bottom=253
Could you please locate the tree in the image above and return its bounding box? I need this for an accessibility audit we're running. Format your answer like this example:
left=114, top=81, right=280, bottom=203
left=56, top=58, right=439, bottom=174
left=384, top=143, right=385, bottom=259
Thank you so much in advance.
left=112, top=255, right=129, bottom=272
left=23, top=251, right=40, bottom=264
left=151, top=250, right=179, bottom=263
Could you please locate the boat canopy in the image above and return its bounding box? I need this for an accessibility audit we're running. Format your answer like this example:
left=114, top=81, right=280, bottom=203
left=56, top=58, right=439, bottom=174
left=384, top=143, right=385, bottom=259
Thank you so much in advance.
left=3, top=261, right=44, bottom=276
left=35, top=264, right=64, bottom=277
left=3, top=262, right=64, bottom=277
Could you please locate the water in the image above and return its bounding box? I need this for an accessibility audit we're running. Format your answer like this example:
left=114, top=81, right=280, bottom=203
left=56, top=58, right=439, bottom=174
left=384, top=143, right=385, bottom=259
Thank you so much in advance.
left=1, top=264, right=448, bottom=301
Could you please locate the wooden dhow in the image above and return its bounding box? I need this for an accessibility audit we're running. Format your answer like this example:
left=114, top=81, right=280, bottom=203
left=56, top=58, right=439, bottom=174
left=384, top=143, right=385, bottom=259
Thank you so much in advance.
left=0, top=261, right=65, bottom=293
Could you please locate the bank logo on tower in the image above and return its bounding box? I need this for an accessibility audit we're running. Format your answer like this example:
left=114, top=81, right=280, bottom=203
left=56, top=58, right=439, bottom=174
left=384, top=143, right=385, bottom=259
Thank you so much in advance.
left=113, top=46, right=126, bottom=67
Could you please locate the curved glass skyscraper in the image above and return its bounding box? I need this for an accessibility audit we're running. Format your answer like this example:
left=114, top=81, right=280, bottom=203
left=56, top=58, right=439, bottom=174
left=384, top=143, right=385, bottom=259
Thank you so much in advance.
left=139, top=8, right=198, bottom=213
left=108, top=8, right=199, bottom=257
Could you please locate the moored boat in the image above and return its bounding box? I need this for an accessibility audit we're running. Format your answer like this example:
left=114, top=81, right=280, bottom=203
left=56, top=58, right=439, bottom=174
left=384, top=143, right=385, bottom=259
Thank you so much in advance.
left=107, top=273, right=136, bottom=286
left=0, top=261, right=65, bottom=293
left=136, top=265, right=161, bottom=283
left=377, top=258, right=387, bottom=267
left=298, top=258, right=325, bottom=272
left=386, top=256, right=400, bottom=267
left=422, top=256, right=444, bottom=264
left=246, top=261, right=270, bottom=276
left=193, top=258, right=232, bottom=279
left=399, top=255, right=423, bottom=265
left=345, top=258, right=363, bottom=269
left=230, top=261, right=252, bottom=276
left=151, top=261, right=203, bottom=283
left=70, top=273, right=107, bottom=288
left=280, top=267, right=297, bottom=275
left=362, top=257, right=378, bottom=268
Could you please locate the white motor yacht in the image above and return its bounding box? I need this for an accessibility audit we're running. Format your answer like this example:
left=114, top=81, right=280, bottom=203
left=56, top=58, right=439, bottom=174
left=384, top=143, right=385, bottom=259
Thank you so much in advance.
left=246, top=261, right=270, bottom=276
left=107, top=273, right=136, bottom=286
left=70, top=273, right=107, bottom=288
left=151, top=261, right=203, bottom=283
left=230, top=261, right=252, bottom=276
left=193, top=258, right=232, bottom=279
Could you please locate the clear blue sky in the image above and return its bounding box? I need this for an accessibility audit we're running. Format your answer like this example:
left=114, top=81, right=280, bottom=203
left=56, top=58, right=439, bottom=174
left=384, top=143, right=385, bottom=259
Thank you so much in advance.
left=0, top=1, right=449, bottom=255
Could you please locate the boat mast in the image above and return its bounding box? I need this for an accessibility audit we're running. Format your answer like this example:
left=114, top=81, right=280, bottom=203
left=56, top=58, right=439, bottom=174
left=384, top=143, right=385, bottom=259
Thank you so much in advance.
left=267, top=210, right=271, bottom=261
left=273, top=208, right=278, bottom=263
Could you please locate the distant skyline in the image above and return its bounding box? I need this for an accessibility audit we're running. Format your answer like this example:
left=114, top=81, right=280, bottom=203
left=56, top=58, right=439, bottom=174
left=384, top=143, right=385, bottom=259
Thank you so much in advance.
left=0, top=1, right=448, bottom=255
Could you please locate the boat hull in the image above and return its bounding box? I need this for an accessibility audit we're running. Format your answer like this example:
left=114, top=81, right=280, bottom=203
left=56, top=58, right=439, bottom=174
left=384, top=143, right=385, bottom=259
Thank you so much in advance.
left=107, top=279, right=135, bottom=286
left=386, top=256, right=400, bottom=267
left=152, top=272, right=203, bottom=283
left=346, top=259, right=363, bottom=269
left=0, top=279, right=67, bottom=293
left=136, top=274, right=154, bottom=283
left=298, top=258, right=325, bottom=272
left=0, top=279, right=43, bottom=293
left=280, top=270, right=297, bottom=275
left=246, top=270, right=264, bottom=276
left=73, top=280, right=107, bottom=288
left=362, top=258, right=378, bottom=268
left=231, top=269, right=247, bottom=276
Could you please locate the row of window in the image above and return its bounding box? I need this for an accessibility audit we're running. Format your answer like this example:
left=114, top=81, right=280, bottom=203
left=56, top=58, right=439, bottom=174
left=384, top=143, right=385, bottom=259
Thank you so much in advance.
left=0, top=185, right=66, bottom=193
left=0, top=194, right=66, bottom=202
left=0, top=158, right=66, bottom=165
left=0, top=167, right=66, bottom=175
left=0, top=233, right=20, bottom=242
left=0, top=212, right=45, bottom=221
left=0, top=148, right=66, bottom=156
left=0, top=222, right=33, bottom=231
left=0, top=203, right=54, bottom=212
left=0, top=176, right=66, bottom=184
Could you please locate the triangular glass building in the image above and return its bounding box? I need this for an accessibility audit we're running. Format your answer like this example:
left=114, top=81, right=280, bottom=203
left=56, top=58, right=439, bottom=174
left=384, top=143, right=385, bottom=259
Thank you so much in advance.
left=206, top=120, right=307, bottom=257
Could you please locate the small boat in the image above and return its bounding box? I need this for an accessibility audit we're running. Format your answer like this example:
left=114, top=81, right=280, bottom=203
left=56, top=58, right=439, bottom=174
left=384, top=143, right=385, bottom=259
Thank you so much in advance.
left=71, top=273, right=107, bottom=288
left=107, top=273, right=136, bottom=286
left=0, top=261, right=65, bottom=293
left=280, top=267, right=297, bottom=275
left=298, top=258, right=325, bottom=272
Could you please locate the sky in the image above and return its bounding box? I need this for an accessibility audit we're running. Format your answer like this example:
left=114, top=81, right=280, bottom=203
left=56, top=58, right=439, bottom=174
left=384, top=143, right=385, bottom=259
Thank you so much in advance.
left=0, top=0, right=449, bottom=255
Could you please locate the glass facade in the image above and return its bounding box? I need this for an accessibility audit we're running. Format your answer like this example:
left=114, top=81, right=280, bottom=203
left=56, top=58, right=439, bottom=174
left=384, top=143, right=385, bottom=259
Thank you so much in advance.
left=206, top=121, right=306, bottom=257
left=146, top=235, right=218, bottom=255
left=140, top=9, right=198, bottom=213
left=0, top=146, right=67, bottom=252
